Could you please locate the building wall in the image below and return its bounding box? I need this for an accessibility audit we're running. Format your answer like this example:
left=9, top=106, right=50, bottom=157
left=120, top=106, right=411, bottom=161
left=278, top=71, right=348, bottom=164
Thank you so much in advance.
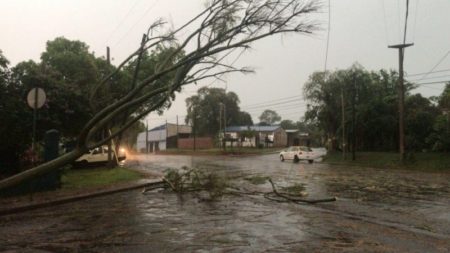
left=148, top=129, right=166, bottom=142
left=273, top=128, right=287, bottom=147
left=137, top=124, right=193, bottom=152
left=224, top=128, right=287, bottom=148
left=167, top=124, right=192, bottom=137
left=136, top=132, right=147, bottom=152
left=178, top=137, right=214, bottom=149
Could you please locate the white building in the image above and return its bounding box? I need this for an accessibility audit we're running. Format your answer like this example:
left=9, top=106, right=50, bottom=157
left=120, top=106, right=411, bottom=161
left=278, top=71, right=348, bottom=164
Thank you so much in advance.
left=136, top=123, right=192, bottom=152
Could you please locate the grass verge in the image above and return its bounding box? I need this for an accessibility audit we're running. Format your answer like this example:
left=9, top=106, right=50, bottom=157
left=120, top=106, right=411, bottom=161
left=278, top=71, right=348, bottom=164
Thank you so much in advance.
left=323, top=152, right=450, bottom=171
left=61, top=167, right=142, bottom=190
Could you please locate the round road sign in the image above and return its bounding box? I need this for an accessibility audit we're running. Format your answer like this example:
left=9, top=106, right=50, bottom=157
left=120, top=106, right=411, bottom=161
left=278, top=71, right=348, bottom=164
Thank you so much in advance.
left=27, top=88, right=46, bottom=109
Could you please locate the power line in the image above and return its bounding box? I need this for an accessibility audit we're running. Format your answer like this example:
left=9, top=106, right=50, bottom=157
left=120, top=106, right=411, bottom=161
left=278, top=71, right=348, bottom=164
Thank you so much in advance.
left=244, top=102, right=307, bottom=113
left=113, top=0, right=160, bottom=48
left=242, top=97, right=306, bottom=110
left=241, top=94, right=302, bottom=108
left=407, top=74, right=450, bottom=82
left=406, top=68, right=450, bottom=77
left=416, top=50, right=450, bottom=81
left=415, top=80, right=450, bottom=85
left=414, top=84, right=446, bottom=91
left=104, top=0, right=142, bottom=46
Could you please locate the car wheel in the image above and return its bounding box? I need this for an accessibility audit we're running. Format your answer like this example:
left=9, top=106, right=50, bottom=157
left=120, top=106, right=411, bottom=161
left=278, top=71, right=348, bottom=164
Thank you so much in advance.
left=280, top=155, right=285, bottom=162
left=293, top=155, right=300, bottom=163
left=308, top=160, right=314, bottom=164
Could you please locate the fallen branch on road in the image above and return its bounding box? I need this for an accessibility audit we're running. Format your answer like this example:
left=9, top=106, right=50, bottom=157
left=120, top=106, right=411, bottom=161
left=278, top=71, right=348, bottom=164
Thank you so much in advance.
left=265, top=179, right=336, bottom=204
left=141, top=168, right=336, bottom=205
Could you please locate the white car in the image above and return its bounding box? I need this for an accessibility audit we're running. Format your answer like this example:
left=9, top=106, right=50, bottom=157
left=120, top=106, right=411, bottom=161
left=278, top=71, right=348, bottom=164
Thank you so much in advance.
left=279, top=146, right=320, bottom=164
left=75, top=146, right=126, bottom=166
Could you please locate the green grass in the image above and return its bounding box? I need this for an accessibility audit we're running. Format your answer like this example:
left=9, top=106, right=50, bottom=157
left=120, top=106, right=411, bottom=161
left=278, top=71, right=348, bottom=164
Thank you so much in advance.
left=61, top=167, right=142, bottom=189
left=323, top=152, right=450, bottom=171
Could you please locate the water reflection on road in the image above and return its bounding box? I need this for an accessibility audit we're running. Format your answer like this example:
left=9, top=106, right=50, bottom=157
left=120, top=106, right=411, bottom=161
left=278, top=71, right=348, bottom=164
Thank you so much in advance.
left=1, top=154, right=449, bottom=252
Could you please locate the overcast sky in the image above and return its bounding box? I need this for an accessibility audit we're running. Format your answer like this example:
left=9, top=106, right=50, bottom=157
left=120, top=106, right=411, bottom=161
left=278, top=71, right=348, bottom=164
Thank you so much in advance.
left=1, top=0, right=449, bottom=128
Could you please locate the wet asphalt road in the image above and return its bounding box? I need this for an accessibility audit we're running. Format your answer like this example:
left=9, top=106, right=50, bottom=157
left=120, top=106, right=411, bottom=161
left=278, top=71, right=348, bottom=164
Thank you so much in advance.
left=1, top=154, right=449, bottom=252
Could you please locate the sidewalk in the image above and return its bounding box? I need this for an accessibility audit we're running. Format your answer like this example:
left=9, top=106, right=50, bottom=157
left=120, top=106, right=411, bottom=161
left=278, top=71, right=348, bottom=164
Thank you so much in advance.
left=0, top=178, right=164, bottom=216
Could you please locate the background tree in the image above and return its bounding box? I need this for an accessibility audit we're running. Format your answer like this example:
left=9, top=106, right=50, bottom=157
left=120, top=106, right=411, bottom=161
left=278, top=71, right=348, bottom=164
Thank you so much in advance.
left=185, top=87, right=252, bottom=136
left=0, top=51, right=35, bottom=177
left=259, top=109, right=281, bottom=125
left=0, top=0, right=320, bottom=190
left=304, top=65, right=404, bottom=151
left=303, top=64, right=447, bottom=153
left=280, top=119, right=297, bottom=129
left=427, top=83, right=450, bottom=151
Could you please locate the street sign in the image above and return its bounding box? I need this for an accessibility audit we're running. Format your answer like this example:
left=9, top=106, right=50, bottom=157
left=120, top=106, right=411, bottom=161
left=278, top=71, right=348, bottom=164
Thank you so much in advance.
left=27, top=88, right=46, bottom=109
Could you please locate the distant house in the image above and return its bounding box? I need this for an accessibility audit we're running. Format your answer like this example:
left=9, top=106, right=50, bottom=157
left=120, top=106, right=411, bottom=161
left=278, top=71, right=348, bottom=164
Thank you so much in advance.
left=136, top=123, right=192, bottom=152
left=224, top=125, right=287, bottom=147
left=285, top=130, right=311, bottom=147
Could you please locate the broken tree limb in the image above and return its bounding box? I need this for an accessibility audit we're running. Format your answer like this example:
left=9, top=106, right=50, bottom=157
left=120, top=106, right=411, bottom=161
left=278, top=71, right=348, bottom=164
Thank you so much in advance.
left=267, top=179, right=336, bottom=204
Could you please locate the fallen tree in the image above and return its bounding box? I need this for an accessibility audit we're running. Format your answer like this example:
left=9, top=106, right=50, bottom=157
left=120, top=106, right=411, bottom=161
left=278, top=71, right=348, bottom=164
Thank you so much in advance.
left=0, top=0, right=320, bottom=191
left=143, top=168, right=336, bottom=204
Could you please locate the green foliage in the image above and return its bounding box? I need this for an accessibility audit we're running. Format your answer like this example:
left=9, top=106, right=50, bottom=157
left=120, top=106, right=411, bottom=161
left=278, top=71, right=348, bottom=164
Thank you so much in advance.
left=120, top=46, right=184, bottom=115
left=61, top=167, right=142, bottom=189
left=303, top=64, right=447, bottom=152
left=164, top=167, right=228, bottom=199
left=258, top=109, right=281, bottom=125
left=280, top=119, right=296, bottom=129
left=185, top=87, right=253, bottom=136
left=0, top=52, right=33, bottom=176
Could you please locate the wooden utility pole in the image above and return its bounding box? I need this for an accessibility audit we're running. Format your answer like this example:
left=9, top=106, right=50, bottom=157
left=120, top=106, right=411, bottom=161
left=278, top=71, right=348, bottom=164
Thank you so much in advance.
left=176, top=115, right=179, bottom=150
left=341, top=87, right=346, bottom=160
left=223, top=103, right=227, bottom=151
left=388, top=43, right=413, bottom=162
left=145, top=120, right=149, bottom=153
left=219, top=104, right=222, bottom=149
left=106, top=46, right=115, bottom=167
left=351, top=74, right=357, bottom=161
left=193, top=110, right=197, bottom=151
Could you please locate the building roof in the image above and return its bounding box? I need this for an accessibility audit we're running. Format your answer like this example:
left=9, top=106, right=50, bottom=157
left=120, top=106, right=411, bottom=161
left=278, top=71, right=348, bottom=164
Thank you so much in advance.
left=225, top=125, right=282, bottom=132
left=148, top=123, right=191, bottom=132
left=149, top=124, right=166, bottom=132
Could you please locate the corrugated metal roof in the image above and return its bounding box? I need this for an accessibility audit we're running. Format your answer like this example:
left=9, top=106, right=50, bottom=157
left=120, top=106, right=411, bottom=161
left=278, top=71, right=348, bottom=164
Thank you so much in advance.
left=149, top=124, right=166, bottom=131
left=225, top=125, right=281, bottom=132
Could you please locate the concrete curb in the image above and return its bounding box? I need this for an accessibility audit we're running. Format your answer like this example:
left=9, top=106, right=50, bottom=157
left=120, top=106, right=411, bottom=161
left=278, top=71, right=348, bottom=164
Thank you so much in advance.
left=0, top=179, right=164, bottom=217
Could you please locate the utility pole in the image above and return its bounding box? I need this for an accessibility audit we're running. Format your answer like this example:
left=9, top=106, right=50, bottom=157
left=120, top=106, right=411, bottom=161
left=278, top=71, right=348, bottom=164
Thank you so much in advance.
left=193, top=110, right=197, bottom=151
left=165, top=119, right=168, bottom=150
left=352, top=74, right=357, bottom=161
left=219, top=103, right=222, bottom=149
left=176, top=115, right=179, bottom=150
left=388, top=43, right=413, bottom=162
left=106, top=46, right=114, bottom=167
left=145, top=120, right=149, bottom=153
left=223, top=102, right=227, bottom=151
left=341, top=87, right=346, bottom=160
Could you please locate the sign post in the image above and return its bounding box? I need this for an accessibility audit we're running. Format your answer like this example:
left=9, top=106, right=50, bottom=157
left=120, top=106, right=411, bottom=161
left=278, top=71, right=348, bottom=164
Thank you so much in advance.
left=27, top=87, right=46, bottom=163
